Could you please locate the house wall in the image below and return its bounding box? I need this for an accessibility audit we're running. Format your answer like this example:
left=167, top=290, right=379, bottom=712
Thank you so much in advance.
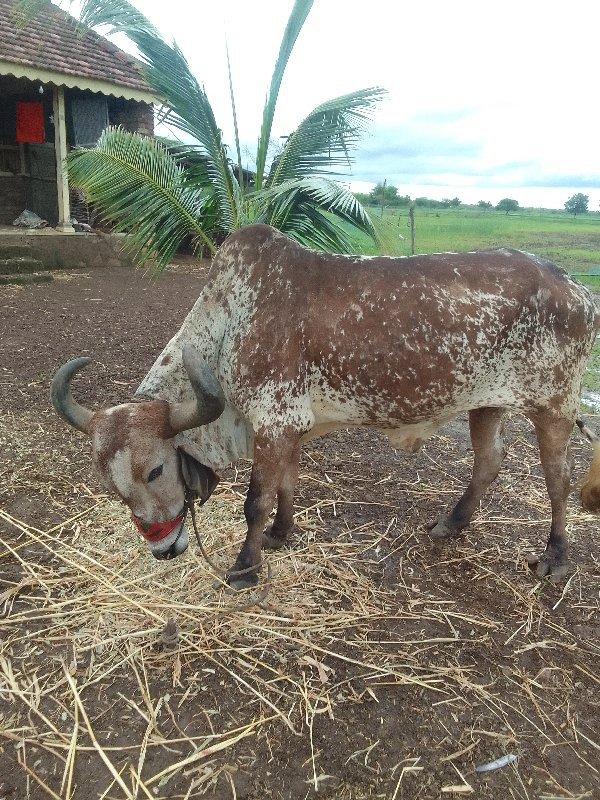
left=0, top=175, right=27, bottom=222
left=108, top=97, right=154, bottom=136
left=0, top=145, right=58, bottom=226
left=27, top=143, right=58, bottom=225
left=0, top=75, right=57, bottom=224
left=0, top=77, right=154, bottom=226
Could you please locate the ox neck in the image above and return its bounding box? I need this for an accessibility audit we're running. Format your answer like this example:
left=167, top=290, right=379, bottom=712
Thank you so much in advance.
left=134, top=266, right=256, bottom=470
left=135, top=349, right=253, bottom=473
left=174, top=405, right=254, bottom=472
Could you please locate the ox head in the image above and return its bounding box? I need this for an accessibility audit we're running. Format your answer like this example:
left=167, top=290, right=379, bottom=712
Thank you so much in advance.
left=50, top=345, right=225, bottom=560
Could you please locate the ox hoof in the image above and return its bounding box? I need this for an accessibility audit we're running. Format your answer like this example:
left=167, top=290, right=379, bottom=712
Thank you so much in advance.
left=526, top=551, right=570, bottom=584
left=226, top=564, right=260, bottom=591
left=262, top=531, right=287, bottom=550
left=426, top=518, right=456, bottom=539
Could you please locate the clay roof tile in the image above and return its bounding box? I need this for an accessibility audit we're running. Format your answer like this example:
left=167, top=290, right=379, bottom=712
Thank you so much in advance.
left=0, top=0, right=151, bottom=94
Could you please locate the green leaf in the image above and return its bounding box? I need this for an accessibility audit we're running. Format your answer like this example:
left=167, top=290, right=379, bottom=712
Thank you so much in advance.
left=253, top=177, right=378, bottom=253
left=77, top=0, right=242, bottom=230
left=268, top=88, right=386, bottom=186
left=67, top=128, right=217, bottom=271
left=254, top=0, right=314, bottom=189
left=226, top=41, right=244, bottom=190
left=78, top=0, right=158, bottom=35
left=12, top=0, right=50, bottom=28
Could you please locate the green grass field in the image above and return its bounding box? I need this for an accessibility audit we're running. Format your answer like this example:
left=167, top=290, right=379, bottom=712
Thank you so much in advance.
left=349, top=207, right=600, bottom=273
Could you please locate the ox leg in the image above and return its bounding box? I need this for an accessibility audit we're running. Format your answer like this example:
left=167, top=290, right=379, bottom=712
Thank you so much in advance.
left=228, top=436, right=299, bottom=590
left=263, top=443, right=301, bottom=550
left=528, top=415, right=572, bottom=582
left=429, top=407, right=507, bottom=538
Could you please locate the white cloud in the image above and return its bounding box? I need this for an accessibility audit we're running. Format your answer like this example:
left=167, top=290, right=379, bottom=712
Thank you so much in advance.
left=118, top=0, right=600, bottom=209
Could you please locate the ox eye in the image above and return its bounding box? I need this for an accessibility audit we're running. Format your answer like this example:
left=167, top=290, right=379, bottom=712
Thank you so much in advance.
left=147, top=464, right=163, bottom=483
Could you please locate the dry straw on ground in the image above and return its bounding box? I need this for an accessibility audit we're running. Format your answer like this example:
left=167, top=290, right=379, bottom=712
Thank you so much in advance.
left=1, top=411, right=599, bottom=799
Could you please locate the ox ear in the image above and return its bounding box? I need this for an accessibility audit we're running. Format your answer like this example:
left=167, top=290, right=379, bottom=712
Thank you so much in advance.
left=179, top=448, right=219, bottom=505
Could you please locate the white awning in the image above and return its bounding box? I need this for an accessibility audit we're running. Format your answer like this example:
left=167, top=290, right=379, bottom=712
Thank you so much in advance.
left=0, top=60, right=158, bottom=104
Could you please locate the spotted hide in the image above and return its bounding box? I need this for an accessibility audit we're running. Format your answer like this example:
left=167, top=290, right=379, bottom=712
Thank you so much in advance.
left=52, top=224, right=599, bottom=587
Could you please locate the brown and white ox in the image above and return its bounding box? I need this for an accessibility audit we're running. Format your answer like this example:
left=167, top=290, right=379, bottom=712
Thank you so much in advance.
left=51, top=224, right=600, bottom=588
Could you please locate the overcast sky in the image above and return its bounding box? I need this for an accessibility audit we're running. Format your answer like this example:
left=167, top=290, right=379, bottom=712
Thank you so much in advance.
left=116, top=0, right=599, bottom=210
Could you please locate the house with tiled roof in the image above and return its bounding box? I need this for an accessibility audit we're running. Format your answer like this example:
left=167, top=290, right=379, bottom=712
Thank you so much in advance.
left=0, top=0, right=156, bottom=230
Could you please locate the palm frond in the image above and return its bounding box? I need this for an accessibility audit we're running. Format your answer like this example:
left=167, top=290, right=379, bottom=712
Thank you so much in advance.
left=159, top=141, right=213, bottom=187
left=253, top=177, right=378, bottom=253
left=77, top=0, right=242, bottom=231
left=267, top=88, right=386, bottom=186
left=254, top=0, right=313, bottom=189
left=226, top=41, right=244, bottom=190
left=163, top=141, right=252, bottom=230
left=159, top=142, right=226, bottom=234
left=68, top=128, right=217, bottom=271
left=78, top=0, right=157, bottom=35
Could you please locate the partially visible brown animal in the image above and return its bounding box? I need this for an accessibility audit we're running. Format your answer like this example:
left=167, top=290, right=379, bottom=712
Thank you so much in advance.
left=51, top=225, right=600, bottom=589
left=575, top=419, right=600, bottom=512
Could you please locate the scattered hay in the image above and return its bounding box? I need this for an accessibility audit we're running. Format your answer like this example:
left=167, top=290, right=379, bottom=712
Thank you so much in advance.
left=1, top=411, right=599, bottom=798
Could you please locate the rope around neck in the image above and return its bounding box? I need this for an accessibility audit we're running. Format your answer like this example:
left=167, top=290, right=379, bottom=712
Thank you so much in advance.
left=185, top=488, right=271, bottom=593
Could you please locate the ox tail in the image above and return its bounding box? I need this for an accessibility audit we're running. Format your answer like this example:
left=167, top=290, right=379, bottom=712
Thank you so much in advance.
left=577, top=418, right=599, bottom=444
left=574, top=419, right=600, bottom=512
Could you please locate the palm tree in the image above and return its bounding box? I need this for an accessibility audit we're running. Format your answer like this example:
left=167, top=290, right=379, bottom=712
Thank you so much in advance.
left=22, top=0, right=385, bottom=269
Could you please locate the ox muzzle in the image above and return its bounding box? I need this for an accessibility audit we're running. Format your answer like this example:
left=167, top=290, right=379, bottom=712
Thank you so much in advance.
left=130, top=450, right=217, bottom=560
left=132, top=509, right=189, bottom=560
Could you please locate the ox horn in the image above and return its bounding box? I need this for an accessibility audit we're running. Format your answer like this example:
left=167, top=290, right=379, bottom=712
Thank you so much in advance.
left=169, top=344, right=226, bottom=433
left=50, top=357, right=94, bottom=434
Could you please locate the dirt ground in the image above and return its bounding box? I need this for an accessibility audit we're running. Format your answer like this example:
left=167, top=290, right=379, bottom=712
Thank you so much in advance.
left=0, top=259, right=599, bottom=800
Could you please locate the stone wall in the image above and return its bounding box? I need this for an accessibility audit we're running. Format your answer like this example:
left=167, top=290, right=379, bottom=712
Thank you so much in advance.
left=0, top=231, right=134, bottom=269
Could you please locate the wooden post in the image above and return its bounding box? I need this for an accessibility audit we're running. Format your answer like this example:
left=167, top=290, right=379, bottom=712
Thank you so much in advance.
left=52, top=85, right=74, bottom=232
left=380, top=178, right=386, bottom=218
left=409, top=203, right=415, bottom=255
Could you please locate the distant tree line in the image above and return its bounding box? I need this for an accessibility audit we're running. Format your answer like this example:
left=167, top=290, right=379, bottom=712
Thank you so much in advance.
left=355, top=185, right=522, bottom=212
left=355, top=184, right=464, bottom=209
left=354, top=185, right=597, bottom=216
left=353, top=184, right=410, bottom=207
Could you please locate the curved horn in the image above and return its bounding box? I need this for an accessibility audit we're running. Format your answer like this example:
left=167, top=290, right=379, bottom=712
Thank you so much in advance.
left=169, top=345, right=226, bottom=434
left=50, top=357, right=94, bottom=434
